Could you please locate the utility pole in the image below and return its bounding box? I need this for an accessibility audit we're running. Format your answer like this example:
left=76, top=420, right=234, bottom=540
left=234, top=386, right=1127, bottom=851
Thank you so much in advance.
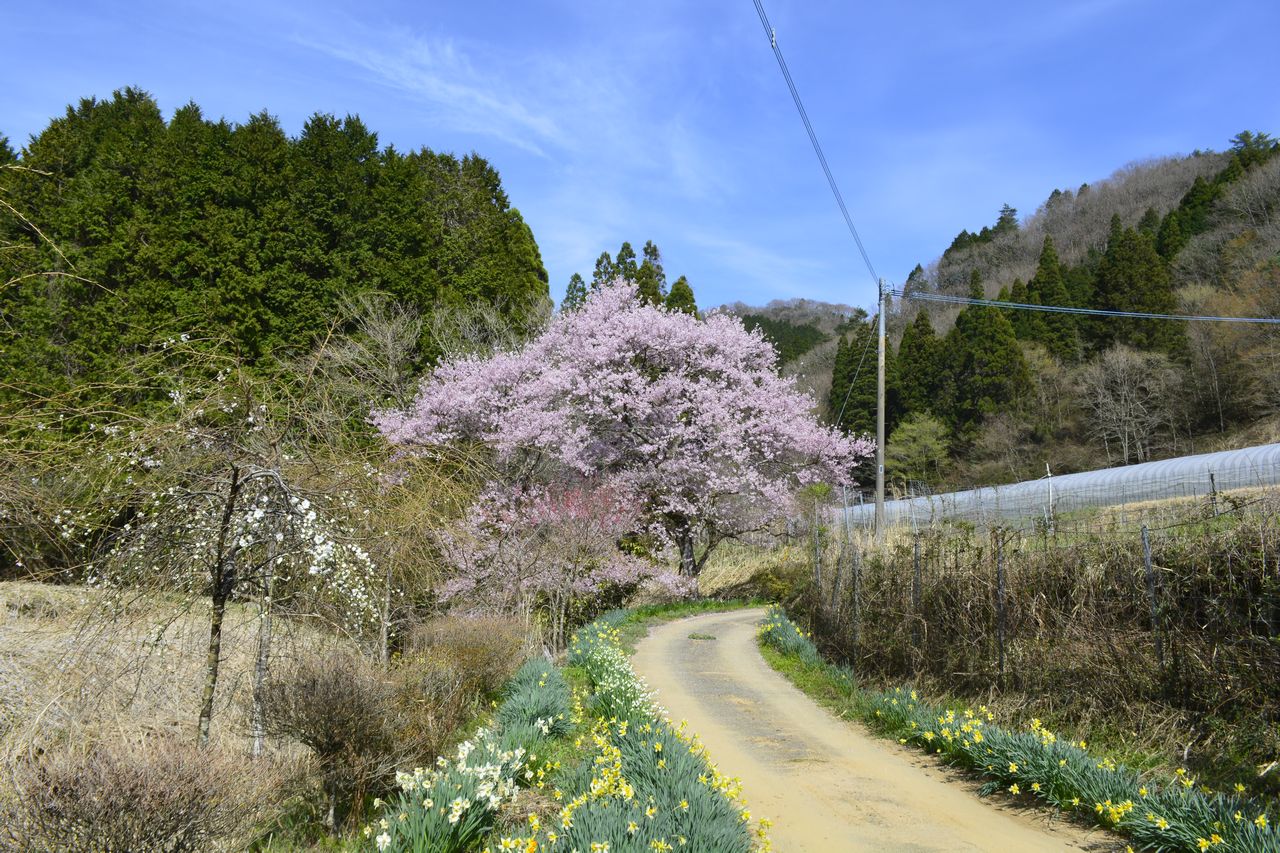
left=875, top=279, right=886, bottom=541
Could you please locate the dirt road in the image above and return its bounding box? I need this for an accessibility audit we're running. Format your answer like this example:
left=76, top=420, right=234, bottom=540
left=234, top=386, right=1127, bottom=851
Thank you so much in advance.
left=631, top=608, right=1109, bottom=852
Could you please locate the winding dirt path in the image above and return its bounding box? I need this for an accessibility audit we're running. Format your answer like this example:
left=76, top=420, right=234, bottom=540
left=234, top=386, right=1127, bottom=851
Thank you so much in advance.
left=631, top=608, right=1111, bottom=852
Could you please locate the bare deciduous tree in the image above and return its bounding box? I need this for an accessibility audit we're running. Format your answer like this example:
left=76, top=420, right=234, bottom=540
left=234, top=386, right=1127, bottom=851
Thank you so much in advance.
left=1079, top=345, right=1180, bottom=465
left=423, top=294, right=551, bottom=360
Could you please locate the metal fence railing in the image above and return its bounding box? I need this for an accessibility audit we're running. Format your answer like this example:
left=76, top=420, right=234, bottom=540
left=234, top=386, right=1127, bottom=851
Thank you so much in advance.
left=839, top=442, right=1280, bottom=530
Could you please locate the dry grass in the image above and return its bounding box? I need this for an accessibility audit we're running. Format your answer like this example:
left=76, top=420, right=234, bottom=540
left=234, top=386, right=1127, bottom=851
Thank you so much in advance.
left=735, top=493, right=1280, bottom=793
left=0, top=584, right=538, bottom=842
left=698, top=542, right=810, bottom=601
left=0, top=583, right=539, bottom=825
left=0, top=581, right=324, bottom=751
left=0, top=732, right=294, bottom=852
left=0, top=581, right=336, bottom=846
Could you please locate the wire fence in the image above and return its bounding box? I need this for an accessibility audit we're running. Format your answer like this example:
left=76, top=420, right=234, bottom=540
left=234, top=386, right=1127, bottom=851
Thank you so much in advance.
left=803, top=491, right=1280, bottom=767
left=837, top=442, right=1280, bottom=531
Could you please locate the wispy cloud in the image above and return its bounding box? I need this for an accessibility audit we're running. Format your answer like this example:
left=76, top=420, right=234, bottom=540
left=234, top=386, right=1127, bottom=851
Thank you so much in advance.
left=663, top=117, right=734, bottom=201
left=295, top=27, right=566, bottom=156
left=685, top=230, right=829, bottom=300
left=288, top=12, right=736, bottom=286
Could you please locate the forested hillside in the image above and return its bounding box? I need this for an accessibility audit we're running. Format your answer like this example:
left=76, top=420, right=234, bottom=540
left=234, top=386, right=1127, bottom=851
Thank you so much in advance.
left=729, top=134, right=1280, bottom=491
left=718, top=298, right=859, bottom=403
left=822, top=131, right=1280, bottom=490
left=740, top=313, right=827, bottom=362
left=0, top=88, right=549, bottom=396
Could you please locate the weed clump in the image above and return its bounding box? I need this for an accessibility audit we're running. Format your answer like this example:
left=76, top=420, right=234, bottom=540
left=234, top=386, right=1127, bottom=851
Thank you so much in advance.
left=1, top=734, right=287, bottom=852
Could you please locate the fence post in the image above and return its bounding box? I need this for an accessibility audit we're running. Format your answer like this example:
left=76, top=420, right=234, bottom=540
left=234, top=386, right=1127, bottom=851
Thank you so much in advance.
left=996, top=532, right=1006, bottom=688
left=830, top=542, right=844, bottom=614
left=1209, top=471, right=1218, bottom=517
left=835, top=485, right=852, bottom=615
left=851, top=546, right=862, bottom=656
left=842, top=484, right=853, bottom=543
left=912, top=534, right=923, bottom=657
left=812, top=497, right=823, bottom=594
left=1264, top=528, right=1276, bottom=637
left=1141, top=524, right=1165, bottom=671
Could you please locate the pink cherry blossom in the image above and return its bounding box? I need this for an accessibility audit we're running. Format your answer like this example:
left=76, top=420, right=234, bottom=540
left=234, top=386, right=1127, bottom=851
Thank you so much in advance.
left=435, top=481, right=689, bottom=647
left=375, top=282, right=873, bottom=574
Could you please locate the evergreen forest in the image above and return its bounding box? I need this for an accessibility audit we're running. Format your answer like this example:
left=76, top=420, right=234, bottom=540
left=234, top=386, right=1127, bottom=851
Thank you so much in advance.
left=0, top=87, right=550, bottom=398
left=818, top=132, right=1280, bottom=489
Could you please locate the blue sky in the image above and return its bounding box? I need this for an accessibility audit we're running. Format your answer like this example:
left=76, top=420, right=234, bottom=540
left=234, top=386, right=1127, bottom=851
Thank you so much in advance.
left=4, top=0, right=1278, bottom=312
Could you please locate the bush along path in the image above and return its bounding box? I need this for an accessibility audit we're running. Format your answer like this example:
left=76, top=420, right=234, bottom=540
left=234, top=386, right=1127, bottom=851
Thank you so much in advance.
left=362, top=611, right=769, bottom=852
left=759, top=606, right=1277, bottom=853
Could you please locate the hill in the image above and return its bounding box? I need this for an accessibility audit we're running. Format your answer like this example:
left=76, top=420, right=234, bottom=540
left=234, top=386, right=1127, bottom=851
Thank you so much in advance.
left=719, top=298, right=862, bottom=403
left=875, top=132, right=1280, bottom=489
left=724, top=133, right=1280, bottom=492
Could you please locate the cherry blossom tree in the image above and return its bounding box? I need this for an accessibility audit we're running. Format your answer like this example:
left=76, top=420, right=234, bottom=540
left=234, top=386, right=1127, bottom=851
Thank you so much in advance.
left=436, top=481, right=690, bottom=649
left=376, top=282, right=873, bottom=575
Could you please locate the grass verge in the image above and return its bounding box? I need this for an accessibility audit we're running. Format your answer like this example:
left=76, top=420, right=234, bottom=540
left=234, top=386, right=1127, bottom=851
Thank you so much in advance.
left=758, top=606, right=1277, bottom=853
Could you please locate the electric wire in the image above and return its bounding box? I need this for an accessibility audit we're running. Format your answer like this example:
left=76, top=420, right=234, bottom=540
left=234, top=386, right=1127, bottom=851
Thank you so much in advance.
left=890, top=289, right=1280, bottom=325
left=751, top=0, right=879, bottom=286
left=834, top=311, right=877, bottom=427
left=749, top=0, right=884, bottom=426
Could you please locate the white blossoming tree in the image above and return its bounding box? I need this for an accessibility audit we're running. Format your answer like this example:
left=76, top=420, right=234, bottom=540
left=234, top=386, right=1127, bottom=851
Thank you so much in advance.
left=62, top=340, right=389, bottom=746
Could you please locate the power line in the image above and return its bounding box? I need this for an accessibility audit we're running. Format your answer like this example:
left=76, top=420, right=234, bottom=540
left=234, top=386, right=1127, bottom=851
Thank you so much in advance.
left=835, top=308, right=877, bottom=426
left=751, top=0, right=879, bottom=286
left=750, top=0, right=882, bottom=430
left=891, top=289, right=1280, bottom=325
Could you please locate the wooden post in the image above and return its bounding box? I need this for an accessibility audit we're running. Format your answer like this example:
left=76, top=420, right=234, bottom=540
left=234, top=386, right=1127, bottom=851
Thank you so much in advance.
left=812, top=496, right=823, bottom=595
left=996, top=532, right=1006, bottom=687
left=1141, top=525, right=1165, bottom=670
left=851, top=546, right=862, bottom=656
left=912, top=535, right=923, bottom=657
left=830, top=543, right=844, bottom=613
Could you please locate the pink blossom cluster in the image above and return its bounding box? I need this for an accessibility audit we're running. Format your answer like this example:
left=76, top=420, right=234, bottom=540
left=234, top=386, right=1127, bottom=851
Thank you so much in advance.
left=434, top=481, right=686, bottom=614
left=376, top=282, right=874, bottom=570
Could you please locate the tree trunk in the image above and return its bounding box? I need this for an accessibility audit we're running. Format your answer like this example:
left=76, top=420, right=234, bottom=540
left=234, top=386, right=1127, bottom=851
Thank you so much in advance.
left=198, top=466, right=241, bottom=747
left=379, top=555, right=393, bottom=664
left=251, top=542, right=276, bottom=758
left=679, top=534, right=696, bottom=577
left=198, top=585, right=229, bottom=747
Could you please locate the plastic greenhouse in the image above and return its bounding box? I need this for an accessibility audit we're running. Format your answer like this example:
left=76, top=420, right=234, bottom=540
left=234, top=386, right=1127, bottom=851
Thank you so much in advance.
left=841, top=442, right=1280, bottom=529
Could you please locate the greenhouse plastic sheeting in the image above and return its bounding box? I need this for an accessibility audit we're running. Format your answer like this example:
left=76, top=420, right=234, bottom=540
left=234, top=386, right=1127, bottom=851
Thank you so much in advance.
left=841, top=442, right=1280, bottom=529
